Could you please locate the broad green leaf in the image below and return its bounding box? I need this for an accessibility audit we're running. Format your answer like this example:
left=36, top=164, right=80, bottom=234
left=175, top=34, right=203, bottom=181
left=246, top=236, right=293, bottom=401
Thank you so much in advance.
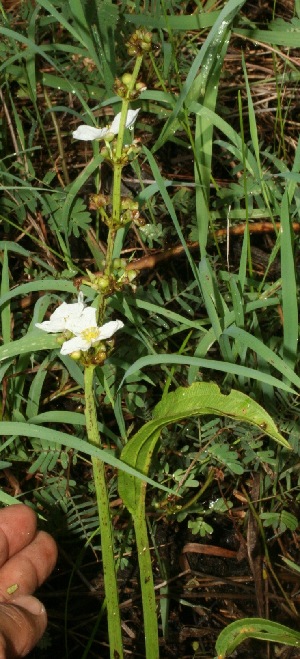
left=0, top=491, right=23, bottom=506
left=118, top=382, right=290, bottom=516
left=215, top=618, right=300, bottom=658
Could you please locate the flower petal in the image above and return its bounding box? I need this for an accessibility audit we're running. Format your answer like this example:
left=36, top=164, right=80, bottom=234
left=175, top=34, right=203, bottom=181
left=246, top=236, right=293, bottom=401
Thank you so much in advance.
left=35, top=296, right=86, bottom=333
left=72, top=125, right=110, bottom=141
left=66, top=306, right=97, bottom=334
left=110, top=109, right=140, bottom=135
left=98, top=319, right=124, bottom=340
left=35, top=320, right=63, bottom=333
left=60, top=336, right=90, bottom=355
left=73, top=109, right=140, bottom=142
left=109, top=112, right=121, bottom=134
left=125, top=108, right=140, bottom=129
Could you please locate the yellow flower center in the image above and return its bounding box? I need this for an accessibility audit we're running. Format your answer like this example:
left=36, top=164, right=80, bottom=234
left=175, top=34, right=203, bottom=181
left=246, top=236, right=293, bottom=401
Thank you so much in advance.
left=81, top=327, right=99, bottom=342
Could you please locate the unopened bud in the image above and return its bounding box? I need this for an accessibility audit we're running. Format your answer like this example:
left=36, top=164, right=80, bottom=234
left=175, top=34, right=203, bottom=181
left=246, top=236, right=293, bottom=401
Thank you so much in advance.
left=126, top=29, right=152, bottom=57
left=94, top=351, right=107, bottom=365
left=113, top=79, right=128, bottom=98
left=70, top=351, right=81, bottom=360
left=97, top=275, right=110, bottom=291
left=89, top=193, right=108, bottom=210
left=113, top=258, right=127, bottom=270
left=136, top=81, right=147, bottom=92
left=122, top=73, right=133, bottom=86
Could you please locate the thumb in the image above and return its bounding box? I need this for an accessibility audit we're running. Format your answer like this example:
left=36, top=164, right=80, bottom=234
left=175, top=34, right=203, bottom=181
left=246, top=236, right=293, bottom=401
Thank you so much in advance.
left=0, top=596, right=47, bottom=658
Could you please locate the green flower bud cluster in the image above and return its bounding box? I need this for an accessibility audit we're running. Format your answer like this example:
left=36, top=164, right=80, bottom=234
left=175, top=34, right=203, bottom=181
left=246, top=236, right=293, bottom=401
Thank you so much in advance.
left=100, top=139, right=141, bottom=166
left=89, top=194, right=108, bottom=211
left=126, top=29, right=152, bottom=57
left=114, top=73, right=147, bottom=100
left=119, top=196, right=142, bottom=226
left=70, top=341, right=109, bottom=367
left=112, top=258, right=138, bottom=292
left=81, top=263, right=138, bottom=296
left=82, top=270, right=115, bottom=295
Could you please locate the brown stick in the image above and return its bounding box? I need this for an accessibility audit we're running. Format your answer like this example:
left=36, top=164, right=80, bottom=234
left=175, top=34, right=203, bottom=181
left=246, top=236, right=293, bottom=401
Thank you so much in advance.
left=126, top=222, right=300, bottom=272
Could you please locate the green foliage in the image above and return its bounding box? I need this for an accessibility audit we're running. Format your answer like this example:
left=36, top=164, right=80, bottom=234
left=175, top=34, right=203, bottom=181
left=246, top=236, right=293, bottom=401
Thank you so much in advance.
left=260, top=510, right=298, bottom=533
left=1, top=0, right=300, bottom=656
left=216, top=618, right=300, bottom=658
left=118, top=382, right=288, bottom=517
left=42, top=192, right=92, bottom=238
left=187, top=518, right=214, bottom=537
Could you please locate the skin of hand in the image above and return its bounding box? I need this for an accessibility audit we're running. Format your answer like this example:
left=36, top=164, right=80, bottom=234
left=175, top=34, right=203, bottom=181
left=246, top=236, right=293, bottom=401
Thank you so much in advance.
left=0, top=504, right=57, bottom=659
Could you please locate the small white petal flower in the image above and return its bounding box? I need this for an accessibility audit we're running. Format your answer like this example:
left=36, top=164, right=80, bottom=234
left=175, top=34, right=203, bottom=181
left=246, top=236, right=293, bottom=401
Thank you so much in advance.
left=72, top=109, right=140, bottom=142
left=35, top=293, right=85, bottom=333
left=60, top=318, right=124, bottom=355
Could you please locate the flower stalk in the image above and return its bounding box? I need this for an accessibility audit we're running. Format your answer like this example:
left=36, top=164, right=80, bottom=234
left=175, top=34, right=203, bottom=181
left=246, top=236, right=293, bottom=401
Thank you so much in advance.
left=133, top=512, right=160, bottom=659
left=110, top=55, right=144, bottom=275
left=65, top=29, right=153, bottom=657
left=84, top=364, right=124, bottom=659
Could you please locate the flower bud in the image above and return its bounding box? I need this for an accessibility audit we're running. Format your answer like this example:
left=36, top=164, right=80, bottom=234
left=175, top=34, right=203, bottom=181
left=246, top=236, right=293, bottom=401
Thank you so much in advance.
left=89, top=193, right=108, bottom=210
left=100, top=145, right=111, bottom=159
left=113, top=80, right=128, bottom=98
left=94, top=351, right=107, bottom=365
left=126, top=29, right=152, bottom=57
left=133, top=214, right=145, bottom=227
left=104, top=131, right=115, bottom=142
left=136, top=81, right=147, bottom=92
left=97, top=275, right=111, bottom=292
left=122, top=73, right=133, bottom=86
left=113, top=258, right=127, bottom=270
left=70, top=351, right=82, bottom=360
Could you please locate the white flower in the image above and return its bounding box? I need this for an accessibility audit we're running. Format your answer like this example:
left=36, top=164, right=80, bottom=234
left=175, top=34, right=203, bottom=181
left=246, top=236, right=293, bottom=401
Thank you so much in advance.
left=60, top=308, right=124, bottom=355
left=72, top=109, right=140, bottom=141
left=35, top=293, right=85, bottom=333
left=35, top=294, right=124, bottom=356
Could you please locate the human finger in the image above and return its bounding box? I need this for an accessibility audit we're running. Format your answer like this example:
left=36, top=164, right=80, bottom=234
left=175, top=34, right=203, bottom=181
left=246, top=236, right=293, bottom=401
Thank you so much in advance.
left=0, top=506, right=37, bottom=567
left=0, top=595, right=47, bottom=658
left=0, top=531, right=57, bottom=602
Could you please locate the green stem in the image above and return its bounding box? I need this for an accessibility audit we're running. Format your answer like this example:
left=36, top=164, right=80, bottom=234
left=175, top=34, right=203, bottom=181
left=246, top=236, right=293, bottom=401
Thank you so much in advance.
left=103, top=228, right=116, bottom=281
left=134, top=510, right=160, bottom=659
left=111, top=55, right=143, bottom=235
left=84, top=364, right=124, bottom=659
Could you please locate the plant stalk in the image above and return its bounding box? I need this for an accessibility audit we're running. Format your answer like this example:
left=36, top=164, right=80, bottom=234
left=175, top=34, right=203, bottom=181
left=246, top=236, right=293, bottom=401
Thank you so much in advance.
left=134, top=509, right=160, bottom=659
left=84, top=364, right=124, bottom=659
left=111, top=55, right=143, bottom=234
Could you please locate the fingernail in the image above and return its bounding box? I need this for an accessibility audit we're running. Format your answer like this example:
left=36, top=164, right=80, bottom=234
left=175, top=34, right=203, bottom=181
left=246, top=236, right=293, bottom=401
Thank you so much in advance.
left=10, top=595, right=45, bottom=616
